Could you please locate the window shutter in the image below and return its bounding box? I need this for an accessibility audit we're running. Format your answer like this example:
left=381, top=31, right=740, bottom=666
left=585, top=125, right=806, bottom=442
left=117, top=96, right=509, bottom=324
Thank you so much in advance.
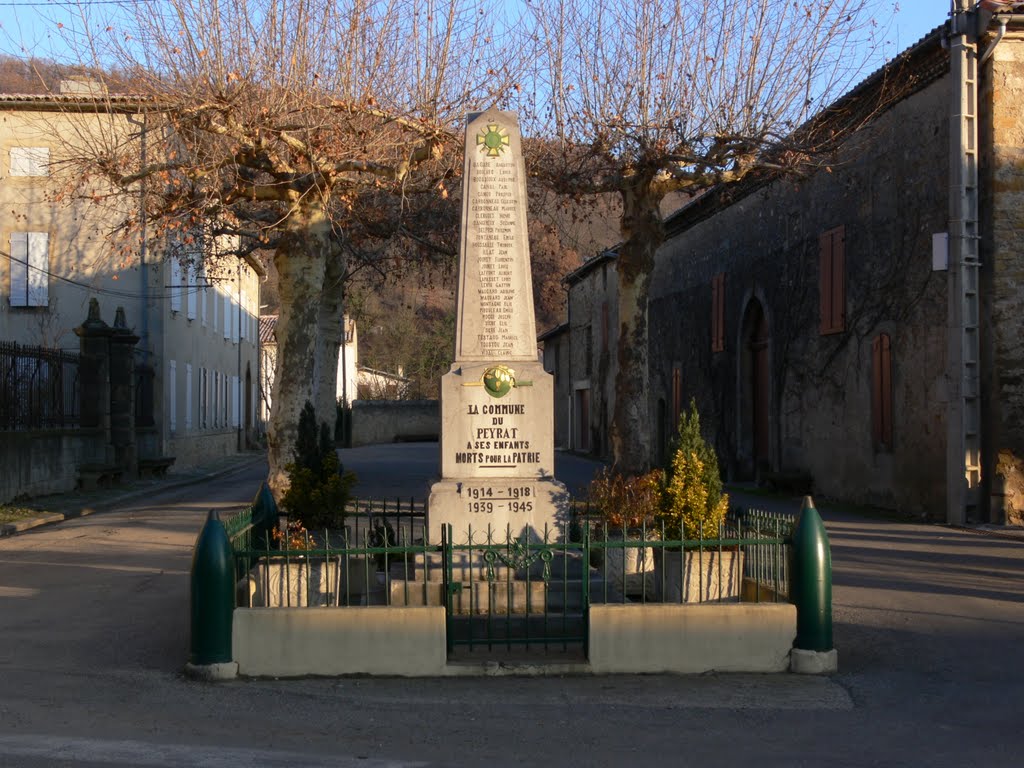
left=600, top=301, right=608, bottom=350
left=223, top=294, right=230, bottom=339
left=231, top=375, right=240, bottom=427
left=671, top=366, right=682, bottom=428
left=872, top=333, right=893, bottom=450
left=186, top=266, right=197, bottom=319
left=169, top=360, right=177, bottom=433
left=832, top=227, right=846, bottom=332
left=240, top=290, right=248, bottom=341
left=10, top=147, right=48, bottom=176
left=170, top=259, right=182, bottom=313
left=200, top=269, right=208, bottom=326
left=820, top=227, right=845, bottom=334
left=26, top=233, right=48, bottom=306
left=819, top=232, right=833, bottom=334
left=185, top=364, right=193, bottom=431
left=711, top=273, right=725, bottom=352
left=9, top=232, right=28, bottom=306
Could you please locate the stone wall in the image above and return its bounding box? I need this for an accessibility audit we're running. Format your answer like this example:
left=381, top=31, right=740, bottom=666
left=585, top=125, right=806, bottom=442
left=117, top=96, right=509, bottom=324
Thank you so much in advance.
left=566, top=254, right=618, bottom=457
left=350, top=400, right=439, bottom=447
left=982, top=31, right=1024, bottom=524
left=0, top=430, right=107, bottom=503
left=648, top=75, right=952, bottom=516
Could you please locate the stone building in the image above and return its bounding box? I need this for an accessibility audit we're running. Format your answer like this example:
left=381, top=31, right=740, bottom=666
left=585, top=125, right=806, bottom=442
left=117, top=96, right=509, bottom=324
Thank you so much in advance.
left=0, top=86, right=262, bottom=501
left=552, top=9, right=1024, bottom=524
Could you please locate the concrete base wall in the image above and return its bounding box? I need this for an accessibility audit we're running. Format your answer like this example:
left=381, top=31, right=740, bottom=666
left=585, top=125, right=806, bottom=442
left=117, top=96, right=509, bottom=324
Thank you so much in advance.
left=233, top=607, right=448, bottom=677
left=0, top=430, right=106, bottom=504
left=588, top=603, right=796, bottom=674
left=351, top=400, right=439, bottom=447
left=232, top=603, right=796, bottom=677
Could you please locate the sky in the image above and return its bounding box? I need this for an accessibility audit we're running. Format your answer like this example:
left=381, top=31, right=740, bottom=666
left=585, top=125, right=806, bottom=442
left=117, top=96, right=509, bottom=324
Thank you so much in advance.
left=0, top=1, right=949, bottom=65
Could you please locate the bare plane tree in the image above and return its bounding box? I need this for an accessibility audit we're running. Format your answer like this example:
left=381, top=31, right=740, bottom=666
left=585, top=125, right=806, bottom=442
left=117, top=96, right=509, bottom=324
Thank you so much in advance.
left=522, top=0, right=893, bottom=474
left=37, top=0, right=519, bottom=493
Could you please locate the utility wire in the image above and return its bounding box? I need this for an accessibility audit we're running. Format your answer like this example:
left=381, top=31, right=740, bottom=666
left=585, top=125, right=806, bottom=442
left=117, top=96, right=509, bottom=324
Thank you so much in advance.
left=1, top=248, right=234, bottom=301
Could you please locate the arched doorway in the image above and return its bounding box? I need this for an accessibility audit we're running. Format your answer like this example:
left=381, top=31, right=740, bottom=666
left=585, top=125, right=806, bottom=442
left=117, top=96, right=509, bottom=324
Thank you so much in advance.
left=739, top=299, right=771, bottom=479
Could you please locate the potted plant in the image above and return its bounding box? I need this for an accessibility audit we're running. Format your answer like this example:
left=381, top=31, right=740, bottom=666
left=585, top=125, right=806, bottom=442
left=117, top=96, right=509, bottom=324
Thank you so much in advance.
left=587, top=467, right=663, bottom=595
left=655, top=399, right=738, bottom=602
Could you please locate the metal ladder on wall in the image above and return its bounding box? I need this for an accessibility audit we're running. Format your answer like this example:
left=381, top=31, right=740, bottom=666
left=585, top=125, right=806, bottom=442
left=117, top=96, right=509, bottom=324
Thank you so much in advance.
left=948, top=5, right=982, bottom=524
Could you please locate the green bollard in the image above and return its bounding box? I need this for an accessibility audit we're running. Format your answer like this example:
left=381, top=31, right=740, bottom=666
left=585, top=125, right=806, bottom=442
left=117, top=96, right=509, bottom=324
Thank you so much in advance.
left=790, top=496, right=837, bottom=672
left=186, top=509, right=238, bottom=679
left=251, top=482, right=280, bottom=550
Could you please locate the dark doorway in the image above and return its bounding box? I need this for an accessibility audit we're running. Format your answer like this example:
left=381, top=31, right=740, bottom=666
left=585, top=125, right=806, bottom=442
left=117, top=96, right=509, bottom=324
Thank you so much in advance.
left=739, top=299, right=771, bottom=478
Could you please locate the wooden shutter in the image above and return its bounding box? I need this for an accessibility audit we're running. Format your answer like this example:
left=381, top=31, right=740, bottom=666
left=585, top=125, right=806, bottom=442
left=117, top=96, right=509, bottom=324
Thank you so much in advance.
left=9, top=232, right=28, bottom=306
left=711, top=273, right=725, bottom=352
left=872, top=333, right=892, bottom=450
left=170, top=259, right=182, bottom=313
left=820, top=226, right=845, bottom=334
left=671, top=366, right=682, bottom=428
left=27, top=233, right=48, bottom=306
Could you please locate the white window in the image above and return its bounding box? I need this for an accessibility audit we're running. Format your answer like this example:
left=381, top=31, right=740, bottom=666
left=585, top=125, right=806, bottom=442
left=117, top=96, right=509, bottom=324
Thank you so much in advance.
left=230, top=297, right=239, bottom=344
left=212, top=371, right=219, bottom=428
left=200, top=270, right=208, bottom=327
left=10, top=146, right=49, bottom=176
left=231, top=375, right=240, bottom=427
left=223, top=294, right=230, bottom=339
left=222, top=372, right=229, bottom=425
left=9, top=232, right=49, bottom=307
left=170, top=259, right=182, bottom=313
left=185, top=364, right=193, bottom=431
left=168, top=360, right=177, bottom=434
left=186, top=265, right=197, bottom=320
left=240, top=290, right=248, bottom=341
left=199, top=367, right=207, bottom=429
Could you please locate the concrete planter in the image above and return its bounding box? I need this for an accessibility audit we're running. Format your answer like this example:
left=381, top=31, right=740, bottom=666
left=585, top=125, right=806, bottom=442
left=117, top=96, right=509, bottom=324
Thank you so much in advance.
left=653, top=548, right=744, bottom=603
left=239, top=554, right=378, bottom=607
left=599, top=531, right=656, bottom=597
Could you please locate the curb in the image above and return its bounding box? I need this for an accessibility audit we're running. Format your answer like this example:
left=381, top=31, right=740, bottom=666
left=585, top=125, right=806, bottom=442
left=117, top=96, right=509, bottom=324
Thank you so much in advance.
left=0, top=454, right=266, bottom=538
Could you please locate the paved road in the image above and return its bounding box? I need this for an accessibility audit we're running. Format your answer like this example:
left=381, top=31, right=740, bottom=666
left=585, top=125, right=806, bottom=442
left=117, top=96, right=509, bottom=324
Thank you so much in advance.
left=1, top=444, right=1022, bottom=766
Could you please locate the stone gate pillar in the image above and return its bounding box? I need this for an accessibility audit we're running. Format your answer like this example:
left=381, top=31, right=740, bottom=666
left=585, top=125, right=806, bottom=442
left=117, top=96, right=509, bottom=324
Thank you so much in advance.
left=74, top=299, right=113, bottom=449
left=110, top=306, right=140, bottom=475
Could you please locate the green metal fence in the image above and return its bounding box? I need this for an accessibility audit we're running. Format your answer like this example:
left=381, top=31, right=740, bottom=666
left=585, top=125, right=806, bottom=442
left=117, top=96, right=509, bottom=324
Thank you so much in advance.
left=441, top=523, right=589, bottom=656
left=225, top=499, right=793, bottom=657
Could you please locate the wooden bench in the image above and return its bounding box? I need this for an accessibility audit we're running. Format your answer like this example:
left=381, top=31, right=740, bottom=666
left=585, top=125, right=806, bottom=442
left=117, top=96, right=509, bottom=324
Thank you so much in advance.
left=77, top=463, right=124, bottom=491
left=138, top=456, right=176, bottom=479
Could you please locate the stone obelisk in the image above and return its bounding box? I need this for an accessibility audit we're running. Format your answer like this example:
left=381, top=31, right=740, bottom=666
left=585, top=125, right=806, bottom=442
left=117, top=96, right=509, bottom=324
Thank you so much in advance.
left=427, top=109, right=568, bottom=544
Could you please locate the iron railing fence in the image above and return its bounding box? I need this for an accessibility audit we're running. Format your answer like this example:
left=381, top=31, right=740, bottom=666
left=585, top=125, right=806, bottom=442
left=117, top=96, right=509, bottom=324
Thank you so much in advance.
left=0, top=341, right=80, bottom=430
left=226, top=502, right=793, bottom=612
left=569, top=502, right=793, bottom=603
left=441, top=522, right=588, bottom=654
left=227, top=505, right=437, bottom=609
left=344, top=497, right=426, bottom=547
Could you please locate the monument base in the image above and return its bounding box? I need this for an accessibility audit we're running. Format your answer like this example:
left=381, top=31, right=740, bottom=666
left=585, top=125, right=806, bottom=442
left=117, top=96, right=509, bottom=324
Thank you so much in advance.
left=428, top=477, right=571, bottom=545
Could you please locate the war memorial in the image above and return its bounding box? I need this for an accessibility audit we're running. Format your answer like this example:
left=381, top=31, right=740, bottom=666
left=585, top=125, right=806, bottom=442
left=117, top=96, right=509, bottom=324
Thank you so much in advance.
left=427, top=109, right=569, bottom=545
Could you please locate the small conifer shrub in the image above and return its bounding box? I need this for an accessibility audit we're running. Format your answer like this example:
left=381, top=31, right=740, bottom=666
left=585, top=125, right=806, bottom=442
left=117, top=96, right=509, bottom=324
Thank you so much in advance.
left=658, top=399, right=729, bottom=540
left=281, top=401, right=356, bottom=531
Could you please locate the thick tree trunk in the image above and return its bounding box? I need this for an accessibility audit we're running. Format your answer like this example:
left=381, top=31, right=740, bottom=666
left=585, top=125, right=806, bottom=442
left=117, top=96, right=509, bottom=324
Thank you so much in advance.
left=266, top=205, right=331, bottom=497
left=313, top=250, right=347, bottom=435
left=610, top=185, right=663, bottom=475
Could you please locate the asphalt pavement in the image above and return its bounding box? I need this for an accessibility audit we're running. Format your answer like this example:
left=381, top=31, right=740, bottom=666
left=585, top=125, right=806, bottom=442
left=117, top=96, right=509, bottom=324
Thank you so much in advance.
left=1, top=443, right=1022, bottom=766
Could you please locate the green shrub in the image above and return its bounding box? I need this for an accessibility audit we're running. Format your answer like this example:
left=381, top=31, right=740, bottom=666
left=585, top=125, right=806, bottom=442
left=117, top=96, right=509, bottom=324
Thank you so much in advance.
left=658, top=399, right=728, bottom=540
left=281, top=401, right=356, bottom=530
